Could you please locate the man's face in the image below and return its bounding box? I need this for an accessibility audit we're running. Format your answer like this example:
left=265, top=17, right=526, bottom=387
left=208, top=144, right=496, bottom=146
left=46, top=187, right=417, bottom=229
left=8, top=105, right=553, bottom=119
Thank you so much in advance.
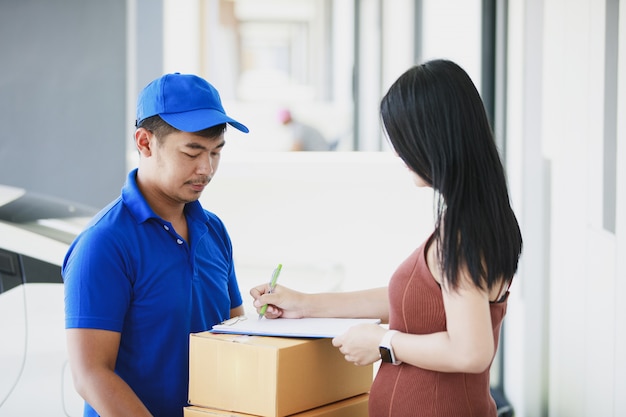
left=148, top=129, right=226, bottom=204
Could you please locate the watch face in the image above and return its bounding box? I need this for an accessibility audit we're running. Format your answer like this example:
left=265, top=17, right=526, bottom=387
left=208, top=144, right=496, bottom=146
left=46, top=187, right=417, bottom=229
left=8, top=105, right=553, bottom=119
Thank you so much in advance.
left=379, top=346, right=393, bottom=363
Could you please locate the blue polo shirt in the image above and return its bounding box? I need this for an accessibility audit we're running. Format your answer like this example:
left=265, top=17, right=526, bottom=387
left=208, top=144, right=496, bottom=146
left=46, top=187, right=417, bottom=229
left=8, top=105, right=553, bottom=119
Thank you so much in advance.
left=63, top=169, right=243, bottom=417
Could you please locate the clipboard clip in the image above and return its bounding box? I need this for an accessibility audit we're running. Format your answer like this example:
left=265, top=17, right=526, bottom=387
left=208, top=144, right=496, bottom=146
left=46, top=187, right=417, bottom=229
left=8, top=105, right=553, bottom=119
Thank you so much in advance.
left=219, top=315, right=248, bottom=326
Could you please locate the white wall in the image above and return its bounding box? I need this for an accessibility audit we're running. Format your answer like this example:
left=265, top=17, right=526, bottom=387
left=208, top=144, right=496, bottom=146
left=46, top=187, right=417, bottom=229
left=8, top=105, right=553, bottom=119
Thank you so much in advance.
left=420, top=0, right=483, bottom=90
left=200, top=152, right=435, bottom=311
left=504, top=0, right=550, bottom=415
left=505, top=0, right=626, bottom=416
left=615, top=2, right=626, bottom=412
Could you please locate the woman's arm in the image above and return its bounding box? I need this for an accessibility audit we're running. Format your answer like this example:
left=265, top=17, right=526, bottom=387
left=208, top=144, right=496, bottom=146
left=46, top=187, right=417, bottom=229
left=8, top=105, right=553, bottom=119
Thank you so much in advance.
left=385, top=271, right=495, bottom=373
left=250, top=285, right=390, bottom=323
left=332, top=269, right=495, bottom=373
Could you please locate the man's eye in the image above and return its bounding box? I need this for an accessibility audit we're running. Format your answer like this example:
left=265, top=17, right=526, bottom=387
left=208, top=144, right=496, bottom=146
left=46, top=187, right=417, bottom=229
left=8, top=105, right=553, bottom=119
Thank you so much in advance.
left=184, top=153, right=200, bottom=158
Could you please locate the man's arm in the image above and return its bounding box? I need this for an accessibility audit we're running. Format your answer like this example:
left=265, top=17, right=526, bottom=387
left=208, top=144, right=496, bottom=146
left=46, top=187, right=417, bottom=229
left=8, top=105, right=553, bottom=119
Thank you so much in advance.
left=66, top=328, right=153, bottom=417
left=230, top=304, right=245, bottom=318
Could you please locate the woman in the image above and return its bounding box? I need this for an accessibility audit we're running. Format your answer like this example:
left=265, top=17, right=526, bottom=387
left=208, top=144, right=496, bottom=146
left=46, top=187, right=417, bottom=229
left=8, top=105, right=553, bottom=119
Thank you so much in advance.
left=251, top=59, right=522, bottom=417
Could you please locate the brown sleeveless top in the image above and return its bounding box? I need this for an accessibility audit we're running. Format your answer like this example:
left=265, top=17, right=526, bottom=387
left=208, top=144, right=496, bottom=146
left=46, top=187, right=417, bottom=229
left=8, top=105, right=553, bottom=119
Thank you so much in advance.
left=368, top=238, right=509, bottom=417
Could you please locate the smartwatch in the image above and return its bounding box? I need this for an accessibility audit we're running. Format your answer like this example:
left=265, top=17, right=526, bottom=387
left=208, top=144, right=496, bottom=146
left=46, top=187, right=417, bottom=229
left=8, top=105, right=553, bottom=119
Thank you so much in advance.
left=379, top=330, right=401, bottom=365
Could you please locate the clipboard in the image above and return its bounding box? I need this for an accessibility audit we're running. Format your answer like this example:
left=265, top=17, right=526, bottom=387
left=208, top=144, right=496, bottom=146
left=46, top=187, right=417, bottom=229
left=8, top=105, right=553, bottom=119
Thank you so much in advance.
left=211, top=314, right=382, bottom=338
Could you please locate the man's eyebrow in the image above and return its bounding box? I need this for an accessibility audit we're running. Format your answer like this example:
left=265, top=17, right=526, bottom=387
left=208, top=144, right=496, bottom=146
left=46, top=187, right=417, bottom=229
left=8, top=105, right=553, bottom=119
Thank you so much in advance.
left=185, top=139, right=225, bottom=150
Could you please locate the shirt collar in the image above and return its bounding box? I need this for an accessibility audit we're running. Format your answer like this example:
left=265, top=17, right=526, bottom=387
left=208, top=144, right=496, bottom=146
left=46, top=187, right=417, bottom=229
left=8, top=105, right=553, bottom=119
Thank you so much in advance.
left=121, top=168, right=208, bottom=224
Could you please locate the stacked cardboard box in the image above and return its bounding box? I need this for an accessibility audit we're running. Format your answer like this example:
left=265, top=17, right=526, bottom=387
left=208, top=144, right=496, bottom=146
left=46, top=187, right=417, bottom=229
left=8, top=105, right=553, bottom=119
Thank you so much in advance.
left=187, top=332, right=372, bottom=417
left=184, top=394, right=369, bottom=417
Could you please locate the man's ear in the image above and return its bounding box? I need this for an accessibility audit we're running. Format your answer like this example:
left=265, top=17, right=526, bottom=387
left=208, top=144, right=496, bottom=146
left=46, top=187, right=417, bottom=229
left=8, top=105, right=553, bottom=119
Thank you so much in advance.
left=135, top=128, right=154, bottom=157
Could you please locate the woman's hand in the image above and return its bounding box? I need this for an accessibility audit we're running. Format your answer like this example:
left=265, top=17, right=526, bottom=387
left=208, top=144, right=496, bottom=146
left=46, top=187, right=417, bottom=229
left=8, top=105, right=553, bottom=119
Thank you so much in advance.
left=250, top=284, right=307, bottom=319
left=332, top=323, right=388, bottom=366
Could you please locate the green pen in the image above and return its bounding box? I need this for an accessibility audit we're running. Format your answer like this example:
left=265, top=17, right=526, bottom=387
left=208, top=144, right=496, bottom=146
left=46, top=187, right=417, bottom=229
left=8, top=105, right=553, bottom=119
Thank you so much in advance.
left=259, top=263, right=282, bottom=319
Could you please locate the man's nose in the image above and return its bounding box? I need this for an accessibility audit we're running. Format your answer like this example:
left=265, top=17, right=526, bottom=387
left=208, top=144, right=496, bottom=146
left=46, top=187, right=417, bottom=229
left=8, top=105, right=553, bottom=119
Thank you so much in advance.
left=197, top=156, right=214, bottom=175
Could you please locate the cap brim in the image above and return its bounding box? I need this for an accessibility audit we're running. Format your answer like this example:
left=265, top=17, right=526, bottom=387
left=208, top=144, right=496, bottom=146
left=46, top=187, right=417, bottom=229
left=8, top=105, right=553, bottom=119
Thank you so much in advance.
left=160, top=109, right=249, bottom=133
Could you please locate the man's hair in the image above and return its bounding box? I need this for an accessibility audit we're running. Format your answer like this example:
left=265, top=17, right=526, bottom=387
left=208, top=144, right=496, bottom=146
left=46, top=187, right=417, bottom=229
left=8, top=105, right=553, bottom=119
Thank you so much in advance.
left=137, top=115, right=227, bottom=142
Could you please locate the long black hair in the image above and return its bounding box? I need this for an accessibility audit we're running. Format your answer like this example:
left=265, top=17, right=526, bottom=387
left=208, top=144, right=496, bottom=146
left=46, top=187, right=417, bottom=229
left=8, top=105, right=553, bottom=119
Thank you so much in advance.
left=380, top=59, right=522, bottom=290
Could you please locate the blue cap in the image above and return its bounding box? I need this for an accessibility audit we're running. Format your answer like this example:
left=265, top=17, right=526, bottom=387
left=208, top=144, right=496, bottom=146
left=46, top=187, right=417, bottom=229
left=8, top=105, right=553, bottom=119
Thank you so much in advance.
left=136, top=73, right=249, bottom=133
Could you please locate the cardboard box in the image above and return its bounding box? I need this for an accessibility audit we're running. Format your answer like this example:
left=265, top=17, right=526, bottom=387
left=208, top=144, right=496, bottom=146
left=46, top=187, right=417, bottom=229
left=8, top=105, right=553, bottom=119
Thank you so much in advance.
left=184, top=394, right=369, bottom=417
left=189, top=333, right=372, bottom=417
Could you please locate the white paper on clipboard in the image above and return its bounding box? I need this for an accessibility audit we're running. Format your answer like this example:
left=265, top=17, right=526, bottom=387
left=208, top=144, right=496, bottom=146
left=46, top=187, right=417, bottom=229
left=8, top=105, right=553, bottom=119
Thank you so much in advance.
left=211, top=314, right=381, bottom=338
